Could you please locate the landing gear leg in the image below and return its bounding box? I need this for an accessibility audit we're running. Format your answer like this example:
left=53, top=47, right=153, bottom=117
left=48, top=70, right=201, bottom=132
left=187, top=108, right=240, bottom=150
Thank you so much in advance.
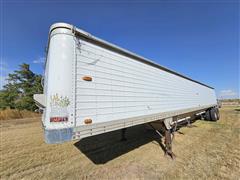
left=148, top=121, right=176, bottom=159
left=164, top=128, right=176, bottom=159
left=121, top=128, right=127, bottom=141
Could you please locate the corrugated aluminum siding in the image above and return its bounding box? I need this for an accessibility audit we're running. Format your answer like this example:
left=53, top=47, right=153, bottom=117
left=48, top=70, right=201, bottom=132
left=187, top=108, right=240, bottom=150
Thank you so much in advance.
left=75, top=39, right=217, bottom=126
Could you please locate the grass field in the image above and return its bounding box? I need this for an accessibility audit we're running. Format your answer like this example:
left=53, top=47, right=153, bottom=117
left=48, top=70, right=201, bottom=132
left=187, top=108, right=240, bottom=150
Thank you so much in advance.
left=0, top=108, right=40, bottom=120
left=0, top=106, right=239, bottom=179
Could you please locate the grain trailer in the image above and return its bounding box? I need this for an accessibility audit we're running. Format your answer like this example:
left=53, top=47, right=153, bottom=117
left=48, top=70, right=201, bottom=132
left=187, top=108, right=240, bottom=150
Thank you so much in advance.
left=34, top=23, right=219, bottom=157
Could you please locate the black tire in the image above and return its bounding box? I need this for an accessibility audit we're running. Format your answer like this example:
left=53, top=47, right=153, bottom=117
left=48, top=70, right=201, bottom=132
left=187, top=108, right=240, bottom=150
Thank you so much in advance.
left=205, top=110, right=211, bottom=121
left=215, top=108, right=220, bottom=120
left=210, top=108, right=218, bottom=121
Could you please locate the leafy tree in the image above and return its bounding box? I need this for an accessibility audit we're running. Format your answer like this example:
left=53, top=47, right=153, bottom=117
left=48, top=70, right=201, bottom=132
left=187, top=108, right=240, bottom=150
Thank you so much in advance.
left=0, top=63, right=43, bottom=111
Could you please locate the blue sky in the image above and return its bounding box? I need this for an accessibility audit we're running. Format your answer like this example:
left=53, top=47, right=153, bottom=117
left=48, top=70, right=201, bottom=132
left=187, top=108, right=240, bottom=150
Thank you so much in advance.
left=1, top=0, right=239, bottom=99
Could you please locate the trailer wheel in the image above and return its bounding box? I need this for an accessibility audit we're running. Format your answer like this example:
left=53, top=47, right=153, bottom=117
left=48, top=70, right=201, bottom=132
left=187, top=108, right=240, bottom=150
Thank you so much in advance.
left=210, top=108, right=218, bottom=121
left=215, top=108, right=220, bottom=120
left=205, top=110, right=211, bottom=121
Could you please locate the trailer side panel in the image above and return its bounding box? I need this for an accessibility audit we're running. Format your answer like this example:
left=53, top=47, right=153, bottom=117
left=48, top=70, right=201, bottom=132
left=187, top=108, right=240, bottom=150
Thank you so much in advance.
left=75, top=38, right=217, bottom=127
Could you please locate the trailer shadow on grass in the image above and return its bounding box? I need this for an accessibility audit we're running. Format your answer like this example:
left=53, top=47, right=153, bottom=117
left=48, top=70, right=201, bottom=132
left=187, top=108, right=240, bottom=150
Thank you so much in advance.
left=74, top=118, right=199, bottom=164
left=74, top=125, right=167, bottom=164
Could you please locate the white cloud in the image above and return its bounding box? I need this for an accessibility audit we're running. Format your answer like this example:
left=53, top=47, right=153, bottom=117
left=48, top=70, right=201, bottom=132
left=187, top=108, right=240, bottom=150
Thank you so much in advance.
left=219, top=89, right=239, bottom=99
left=0, top=60, right=10, bottom=89
left=33, top=57, right=45, bottom=64
left=0, top=75, right=8, bottom=89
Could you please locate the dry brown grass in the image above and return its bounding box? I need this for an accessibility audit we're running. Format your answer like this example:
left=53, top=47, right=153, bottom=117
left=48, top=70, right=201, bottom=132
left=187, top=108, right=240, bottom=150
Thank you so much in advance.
left=0, top=108, right=40, bottom=120
left=0, top=106, right=239, bottom=179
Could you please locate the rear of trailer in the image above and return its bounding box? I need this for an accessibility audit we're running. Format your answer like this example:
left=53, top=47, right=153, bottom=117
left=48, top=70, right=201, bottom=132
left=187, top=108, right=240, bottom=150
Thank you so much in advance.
left=34, top=23, right=218, bottom=145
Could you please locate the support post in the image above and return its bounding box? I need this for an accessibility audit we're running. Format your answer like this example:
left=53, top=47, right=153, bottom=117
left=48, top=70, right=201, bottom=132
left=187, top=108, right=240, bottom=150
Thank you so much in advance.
left=148, top=120, right=176, bottom=159
left=164, top=128, right=176, bottom=159
left=163, top=117, right=176, bottom=159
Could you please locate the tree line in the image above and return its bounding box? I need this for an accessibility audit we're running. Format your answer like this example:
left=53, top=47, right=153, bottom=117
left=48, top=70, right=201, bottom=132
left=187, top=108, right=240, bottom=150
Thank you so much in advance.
left=0, top=63, right=43, bottom=111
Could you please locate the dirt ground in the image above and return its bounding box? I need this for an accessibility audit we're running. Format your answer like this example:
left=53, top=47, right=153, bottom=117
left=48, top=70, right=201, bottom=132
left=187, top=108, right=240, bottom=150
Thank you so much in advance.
left=0, top=106, right=239, bottom=180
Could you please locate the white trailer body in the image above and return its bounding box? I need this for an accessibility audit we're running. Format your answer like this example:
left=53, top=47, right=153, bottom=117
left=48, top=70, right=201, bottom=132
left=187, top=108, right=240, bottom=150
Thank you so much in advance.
left=35, top=23, right=217, bottom=144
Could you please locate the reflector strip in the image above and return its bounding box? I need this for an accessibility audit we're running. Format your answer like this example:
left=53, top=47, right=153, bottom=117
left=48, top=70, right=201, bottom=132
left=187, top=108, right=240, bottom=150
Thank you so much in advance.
left=50, top=117, right=68, bottom=122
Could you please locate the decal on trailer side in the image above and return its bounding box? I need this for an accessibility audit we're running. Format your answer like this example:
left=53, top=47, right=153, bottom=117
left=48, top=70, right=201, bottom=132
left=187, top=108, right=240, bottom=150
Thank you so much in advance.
left=50, top=94, right=70, bottom=122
